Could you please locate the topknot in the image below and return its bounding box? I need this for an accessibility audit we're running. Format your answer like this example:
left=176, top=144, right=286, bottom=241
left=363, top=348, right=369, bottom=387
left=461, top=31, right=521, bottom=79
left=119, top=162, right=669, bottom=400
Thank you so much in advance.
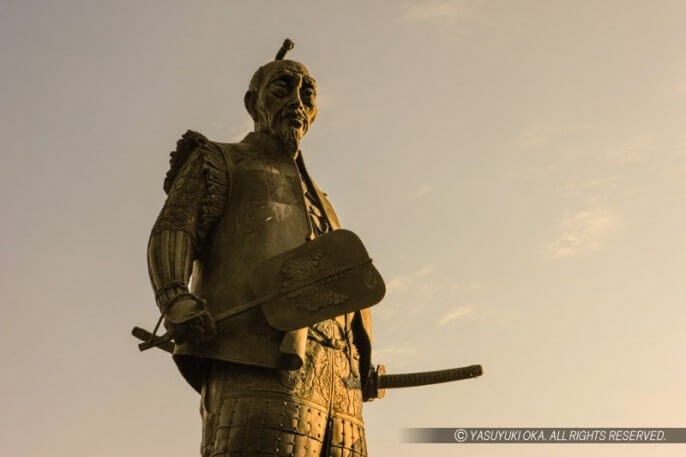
left=274, top=39, right=294, bottom=60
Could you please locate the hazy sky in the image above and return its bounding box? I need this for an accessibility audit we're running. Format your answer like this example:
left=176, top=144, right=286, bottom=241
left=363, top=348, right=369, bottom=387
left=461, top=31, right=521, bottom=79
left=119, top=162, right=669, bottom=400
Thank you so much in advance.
left=2, top=1, right=686, bottom=456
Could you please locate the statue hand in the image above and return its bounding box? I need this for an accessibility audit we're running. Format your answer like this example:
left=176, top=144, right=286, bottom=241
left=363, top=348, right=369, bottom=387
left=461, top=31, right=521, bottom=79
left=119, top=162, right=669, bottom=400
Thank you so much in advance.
left=164, top=296, right=217, bottom=345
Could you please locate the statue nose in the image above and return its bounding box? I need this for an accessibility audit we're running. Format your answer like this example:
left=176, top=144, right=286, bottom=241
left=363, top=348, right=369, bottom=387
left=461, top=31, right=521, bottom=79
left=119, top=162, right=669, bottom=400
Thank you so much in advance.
left=286, top=90, right=304, bottom=110
left=286, top=76, right=305, bottom=110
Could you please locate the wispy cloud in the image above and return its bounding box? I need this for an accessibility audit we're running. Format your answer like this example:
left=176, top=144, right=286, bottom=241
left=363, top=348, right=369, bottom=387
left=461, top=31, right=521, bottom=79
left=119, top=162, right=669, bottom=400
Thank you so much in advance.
left=378, top=265, right=518, bottom=336
left=546, top=208, right=619, bottom=258
left=386, top=265, right=438, bottom=299
left=516, top=122, right=590, bottom=148
left=436, top=304, right=475, bottom=328
left=603, top=133, right=653, bottom=163
left=374, top=344, right=419, bottom=359
left=401, top=0, right=482, bottom=28
left=386, top=265, right=486, bottom=306
left=517, top=125, right=559, bottom=147
left=373, top=343, right=419, bottom=370
left=556, top=177, right=619, bottom=200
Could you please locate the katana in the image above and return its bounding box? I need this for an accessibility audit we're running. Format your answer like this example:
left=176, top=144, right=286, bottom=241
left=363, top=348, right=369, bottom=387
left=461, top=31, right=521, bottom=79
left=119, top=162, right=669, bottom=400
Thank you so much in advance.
left=131, top=326, right=482, bottom=398
left=133, top=229, right=385, bottom=352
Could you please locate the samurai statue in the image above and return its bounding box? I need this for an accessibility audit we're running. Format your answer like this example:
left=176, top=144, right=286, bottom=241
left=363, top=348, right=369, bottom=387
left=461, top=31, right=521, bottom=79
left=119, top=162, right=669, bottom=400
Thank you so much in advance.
left=146, top=39, right=375, bottom=456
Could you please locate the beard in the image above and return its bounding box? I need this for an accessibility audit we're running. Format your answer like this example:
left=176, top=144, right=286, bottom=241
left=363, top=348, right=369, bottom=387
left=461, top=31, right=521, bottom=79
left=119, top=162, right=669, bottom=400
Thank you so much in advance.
left=256, top=110, right=308, bottom=156
left=276, top=124, right=303, bottom=157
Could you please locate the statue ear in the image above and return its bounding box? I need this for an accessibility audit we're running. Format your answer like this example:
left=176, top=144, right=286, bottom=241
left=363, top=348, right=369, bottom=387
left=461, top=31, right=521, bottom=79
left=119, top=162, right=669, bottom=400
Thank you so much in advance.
left=244, top=90, right=258, bottom=122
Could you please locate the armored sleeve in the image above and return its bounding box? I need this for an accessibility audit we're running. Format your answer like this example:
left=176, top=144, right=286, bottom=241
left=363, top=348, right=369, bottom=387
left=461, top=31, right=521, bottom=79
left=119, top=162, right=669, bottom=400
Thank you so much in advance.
left=147, top=135, right=228, bottom=313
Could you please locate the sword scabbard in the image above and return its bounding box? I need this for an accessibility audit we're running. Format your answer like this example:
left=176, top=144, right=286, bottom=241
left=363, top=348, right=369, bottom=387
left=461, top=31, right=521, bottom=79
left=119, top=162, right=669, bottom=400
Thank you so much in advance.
left=364, top=363, right=483, bottom=400
left=379, top=364, right=483, bottom=389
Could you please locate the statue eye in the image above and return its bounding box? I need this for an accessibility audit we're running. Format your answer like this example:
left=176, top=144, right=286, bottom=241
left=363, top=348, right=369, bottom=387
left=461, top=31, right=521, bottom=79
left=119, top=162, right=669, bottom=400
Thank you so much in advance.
left=270, top=80, right=288, bottom=96
left=301, top=87, right=316, bottom=106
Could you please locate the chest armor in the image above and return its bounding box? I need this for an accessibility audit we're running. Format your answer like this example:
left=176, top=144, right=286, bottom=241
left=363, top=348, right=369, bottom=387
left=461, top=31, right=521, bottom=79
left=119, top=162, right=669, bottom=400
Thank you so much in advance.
left=176, top=142, right=315, bottom=368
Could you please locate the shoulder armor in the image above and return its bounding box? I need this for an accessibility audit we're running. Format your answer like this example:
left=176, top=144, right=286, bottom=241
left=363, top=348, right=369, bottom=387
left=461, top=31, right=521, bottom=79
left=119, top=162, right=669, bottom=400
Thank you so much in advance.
left=164, top=130, right=212, bottom=194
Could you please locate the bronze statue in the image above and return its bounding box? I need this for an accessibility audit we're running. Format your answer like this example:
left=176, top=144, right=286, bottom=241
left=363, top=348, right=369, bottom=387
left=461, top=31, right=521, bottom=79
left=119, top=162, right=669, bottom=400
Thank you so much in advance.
left=143, top=39, right=380, bottom=456
left=134, top=39, right=482, bottom=457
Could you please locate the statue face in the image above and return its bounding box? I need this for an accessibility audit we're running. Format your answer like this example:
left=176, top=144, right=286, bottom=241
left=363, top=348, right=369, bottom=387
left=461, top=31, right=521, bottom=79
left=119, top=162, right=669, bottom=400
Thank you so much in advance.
left=248, top=61, right=318, bottom=153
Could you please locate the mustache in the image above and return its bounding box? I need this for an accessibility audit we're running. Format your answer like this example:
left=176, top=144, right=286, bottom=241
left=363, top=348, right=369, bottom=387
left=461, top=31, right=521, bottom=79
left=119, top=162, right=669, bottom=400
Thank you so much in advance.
left=279, top=109, right=308, bottom=125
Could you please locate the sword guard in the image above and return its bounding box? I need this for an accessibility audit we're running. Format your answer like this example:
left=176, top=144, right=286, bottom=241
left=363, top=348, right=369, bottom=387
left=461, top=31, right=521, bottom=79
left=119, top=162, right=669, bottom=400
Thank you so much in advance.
left=363, top=364, right=386, bottom=401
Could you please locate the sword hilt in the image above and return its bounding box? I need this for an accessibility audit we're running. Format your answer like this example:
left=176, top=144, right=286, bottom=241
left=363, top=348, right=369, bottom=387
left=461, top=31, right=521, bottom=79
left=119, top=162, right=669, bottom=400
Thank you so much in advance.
left=131, top=326, right=174, bottom=353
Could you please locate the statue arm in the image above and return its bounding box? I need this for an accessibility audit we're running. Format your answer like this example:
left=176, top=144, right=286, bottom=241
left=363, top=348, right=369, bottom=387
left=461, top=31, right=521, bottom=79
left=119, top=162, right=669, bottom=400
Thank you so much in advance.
left=147, top=141, right=228, bottom=342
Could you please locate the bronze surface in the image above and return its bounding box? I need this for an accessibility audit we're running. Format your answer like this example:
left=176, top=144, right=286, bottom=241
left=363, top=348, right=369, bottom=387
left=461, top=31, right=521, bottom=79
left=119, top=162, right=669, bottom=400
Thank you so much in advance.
left=141, top=39, right=377, bottom=455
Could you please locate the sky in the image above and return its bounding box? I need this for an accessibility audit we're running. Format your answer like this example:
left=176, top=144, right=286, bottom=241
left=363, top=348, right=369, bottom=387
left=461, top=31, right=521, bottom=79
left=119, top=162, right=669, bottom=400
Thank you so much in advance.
left=2, top=1, right=686, bottom=456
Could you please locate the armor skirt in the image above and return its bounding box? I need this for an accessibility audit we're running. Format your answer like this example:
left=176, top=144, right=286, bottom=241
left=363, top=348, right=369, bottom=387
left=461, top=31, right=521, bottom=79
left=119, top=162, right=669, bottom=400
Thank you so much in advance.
left=200, top=320, right=367, bottom=457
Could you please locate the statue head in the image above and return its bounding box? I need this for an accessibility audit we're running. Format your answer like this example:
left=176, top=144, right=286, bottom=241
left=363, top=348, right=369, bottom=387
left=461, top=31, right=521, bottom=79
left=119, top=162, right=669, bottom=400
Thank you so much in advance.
left=244, top=39, right=318, bottom=155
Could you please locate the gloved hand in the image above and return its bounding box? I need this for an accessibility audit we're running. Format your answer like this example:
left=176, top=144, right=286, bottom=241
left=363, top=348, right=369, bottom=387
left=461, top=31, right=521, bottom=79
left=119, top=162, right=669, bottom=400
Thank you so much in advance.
left=164, top=295, right=217, bottom=345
